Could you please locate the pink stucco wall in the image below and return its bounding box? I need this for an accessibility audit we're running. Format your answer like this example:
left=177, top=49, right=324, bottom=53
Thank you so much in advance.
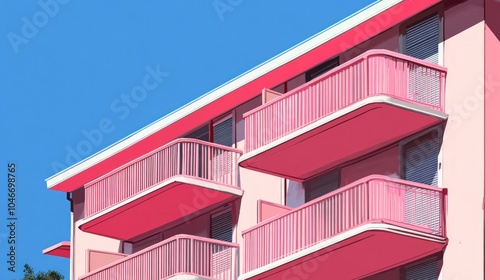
left=442, top=0, right=485, bottom=278
left=286, top=74, right=306, bottom=91
left=340, top=146, right=399, bottom=186
left=162, top=212, right=211, bottom=240
left=71, top=187, right=122, bottom=279
left=236, top=96, right=283, bottom=272
left=74, top=219, right=122, bottom=279
left=339, top=25, right=399, bottom=63
left=485, top=0, right=500, bottom=278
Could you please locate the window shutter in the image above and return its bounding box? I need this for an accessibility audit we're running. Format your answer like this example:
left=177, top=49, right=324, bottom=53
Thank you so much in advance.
left=211, top=210, right=233, bottom=242
left=210, top=210, right=233, bottom=279
left=403, top=130, right=439, bottom=186
left=213, top=117, right=233, bottom=147
left=405, top=259, right=439, bottom=280
left=405, top=14, right=441, bottom=107
left=405, top=14, right=440, bottom=64
left=402, top=130, right=441, bottom=232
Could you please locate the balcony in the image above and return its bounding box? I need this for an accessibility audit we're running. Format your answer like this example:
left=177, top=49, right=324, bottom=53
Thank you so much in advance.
left=239, top=50, right=447, bottom=182
left=240, top=175, right=447, bottom=280
left=42, top=241, right=70, bottom=258
left=80, top=234, right=239, bottom=280
left=80, top=139, right=243, bottom=240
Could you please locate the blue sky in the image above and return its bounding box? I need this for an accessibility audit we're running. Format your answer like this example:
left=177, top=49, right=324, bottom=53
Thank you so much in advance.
left=0, top=1, right=376, bottom=278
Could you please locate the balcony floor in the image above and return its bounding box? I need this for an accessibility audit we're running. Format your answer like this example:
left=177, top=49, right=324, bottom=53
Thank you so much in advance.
left=80, top=176, right=242, bottom=240
left=240, top=96, right=447, bottom=182
left=239, top=222, right=447, bottom=280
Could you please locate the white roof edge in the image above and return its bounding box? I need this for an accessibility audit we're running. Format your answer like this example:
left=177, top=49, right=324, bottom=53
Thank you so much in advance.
left=46, top=0, right=402, bottom=189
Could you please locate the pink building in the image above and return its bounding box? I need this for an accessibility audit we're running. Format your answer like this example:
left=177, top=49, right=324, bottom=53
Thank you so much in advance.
left=43, top=0, right=500, bottom=279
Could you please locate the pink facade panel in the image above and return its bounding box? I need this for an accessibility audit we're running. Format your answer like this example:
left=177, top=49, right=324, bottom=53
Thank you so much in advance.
left=257, top=200, right=291, bottom=222
left=87, top=250, right=127, bottom=273
left=442, top=0, right=486, bottom=278
left=261, top=88, right=283, bottom=104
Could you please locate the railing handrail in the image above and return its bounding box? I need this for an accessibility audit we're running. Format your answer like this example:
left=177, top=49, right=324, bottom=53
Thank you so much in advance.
left=79, top=234, right=239, bottom=279
left=242, top=175, right=445, bottom=235
left=242, top=49, right=447, bottom=119
left=84, top=138, right=242, bottom=188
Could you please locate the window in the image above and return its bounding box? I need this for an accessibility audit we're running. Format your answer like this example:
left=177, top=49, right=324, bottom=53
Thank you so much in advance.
left=404, top=258, right=440, bottom=280
left=183, top=113, right=234, bottom=147
left=400, top=128, right=441, bottom=232
left=305, top=56, right=340, bottom=82
left=211, top=209, right=233, bottom=242
left=304, top=169, right=340, bottom=202
left=213, top=115, right=234, bottom=147
left=403, top=13, right=442, bottom=107
left=403, top=13, right=440, bottom=64
left=401, top=129, right=440, bottom=186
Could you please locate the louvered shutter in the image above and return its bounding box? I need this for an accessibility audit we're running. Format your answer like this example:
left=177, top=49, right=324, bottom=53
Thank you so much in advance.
left=403, top=130, right=441, bottom=232
left=213, top=117, right=233, bottom=147
left=405, top=259, right=439, bottom=280
left=211, top=210, right=233, bottom=279
left=403, top=131, right=439, bottom=186
left=212, top=117, right=234, bottom=184
left=211, top=210, right=233, bottom=242
left=405, top=14, right=439, bottom=63
left=405, top=14, right=441, bottom=107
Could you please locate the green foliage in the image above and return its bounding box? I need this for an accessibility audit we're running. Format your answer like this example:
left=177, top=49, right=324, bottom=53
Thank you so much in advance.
left=22, top=264, right=64, bottom=280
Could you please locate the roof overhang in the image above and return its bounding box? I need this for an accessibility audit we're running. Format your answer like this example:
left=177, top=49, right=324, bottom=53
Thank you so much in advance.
left=46, top=0, right=442, bottom=192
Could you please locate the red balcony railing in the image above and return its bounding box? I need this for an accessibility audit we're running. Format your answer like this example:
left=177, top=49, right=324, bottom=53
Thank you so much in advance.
left=84, top=139, right=242, bottom=218
left=242, top=175, right=446, bottom=273
left=79, top=234, right=239, bottom=280
left=243, top=50, right=447, bottom=152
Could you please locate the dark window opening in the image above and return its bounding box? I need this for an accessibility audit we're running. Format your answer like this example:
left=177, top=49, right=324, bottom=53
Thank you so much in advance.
left=185, top=124, right=209, bottom=142
left=305, top=56, right=340, bottom=82
left=304, top=169, right=340, bottom=202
